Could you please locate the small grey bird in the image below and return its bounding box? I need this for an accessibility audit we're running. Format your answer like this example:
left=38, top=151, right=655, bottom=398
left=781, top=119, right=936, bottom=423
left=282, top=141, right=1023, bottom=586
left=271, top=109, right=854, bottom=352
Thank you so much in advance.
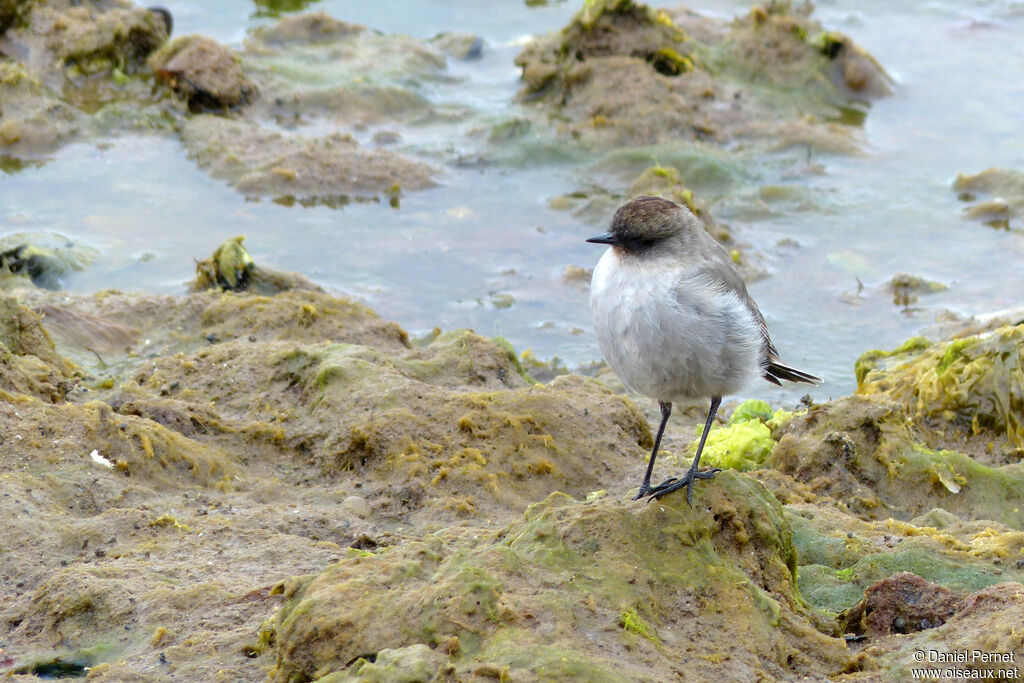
left=587, top=196, right=819, bottom=503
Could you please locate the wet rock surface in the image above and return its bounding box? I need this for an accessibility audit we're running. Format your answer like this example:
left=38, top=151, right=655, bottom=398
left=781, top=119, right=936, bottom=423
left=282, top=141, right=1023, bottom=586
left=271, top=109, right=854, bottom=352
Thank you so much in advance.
left=149, top=35, right=257, bottom=112
left=180, top=115, right=436, bottom=204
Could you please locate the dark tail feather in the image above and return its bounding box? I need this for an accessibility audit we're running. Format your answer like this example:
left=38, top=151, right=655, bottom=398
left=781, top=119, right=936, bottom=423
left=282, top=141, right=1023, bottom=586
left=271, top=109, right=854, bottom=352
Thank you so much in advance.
left=764, top=360, right=820, bottom=385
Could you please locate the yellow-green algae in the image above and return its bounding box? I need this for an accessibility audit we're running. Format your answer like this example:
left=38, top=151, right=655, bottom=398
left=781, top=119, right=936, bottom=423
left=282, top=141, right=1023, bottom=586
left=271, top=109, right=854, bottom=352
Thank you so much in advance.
left=270, top=478, right=851, bottom=682
left=695, top=398, right=799, bottom=472
left=0, top=296, right=78, bottom=401
left=857, top=325, right=1024, bottom=452
left=193, top=235, right=254, bottom=291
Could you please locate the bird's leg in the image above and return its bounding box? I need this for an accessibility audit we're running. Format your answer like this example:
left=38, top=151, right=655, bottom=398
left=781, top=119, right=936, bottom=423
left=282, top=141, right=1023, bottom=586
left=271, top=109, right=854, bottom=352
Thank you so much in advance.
left=649, top=396, right=723, bottom=505
left=632, top=401, right=672, bottom=500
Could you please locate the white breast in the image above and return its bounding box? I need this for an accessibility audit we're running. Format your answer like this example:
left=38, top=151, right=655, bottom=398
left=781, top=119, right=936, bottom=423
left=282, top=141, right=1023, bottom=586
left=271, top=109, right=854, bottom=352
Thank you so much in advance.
left=590, top=249, right=762, bottom=403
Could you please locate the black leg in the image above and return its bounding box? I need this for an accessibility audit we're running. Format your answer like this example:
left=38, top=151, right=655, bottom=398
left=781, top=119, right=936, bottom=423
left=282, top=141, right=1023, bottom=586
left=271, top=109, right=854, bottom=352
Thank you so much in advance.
left=648, top=396, right=723, bottom=505
left=632, top=401, right=672, bottom=500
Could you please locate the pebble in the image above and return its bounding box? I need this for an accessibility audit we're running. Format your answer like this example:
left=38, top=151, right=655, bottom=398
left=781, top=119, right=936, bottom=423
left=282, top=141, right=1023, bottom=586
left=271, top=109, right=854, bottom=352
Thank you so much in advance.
left=343, top=495, right=370, bottom=518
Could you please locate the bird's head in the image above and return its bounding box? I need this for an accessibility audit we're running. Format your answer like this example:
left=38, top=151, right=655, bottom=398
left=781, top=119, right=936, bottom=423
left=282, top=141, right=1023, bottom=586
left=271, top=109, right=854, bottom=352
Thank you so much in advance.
left=586, top=196, right=701, bottom=253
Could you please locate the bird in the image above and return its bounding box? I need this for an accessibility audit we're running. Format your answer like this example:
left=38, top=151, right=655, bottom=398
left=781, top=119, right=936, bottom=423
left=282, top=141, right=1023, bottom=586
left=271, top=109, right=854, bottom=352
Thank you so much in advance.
left=587, top=196, right=819, bottom=503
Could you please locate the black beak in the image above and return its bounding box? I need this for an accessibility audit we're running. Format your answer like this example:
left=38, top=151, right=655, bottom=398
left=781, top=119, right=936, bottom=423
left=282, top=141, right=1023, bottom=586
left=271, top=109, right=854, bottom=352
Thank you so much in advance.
left=586, top=232, right=620, bottom=245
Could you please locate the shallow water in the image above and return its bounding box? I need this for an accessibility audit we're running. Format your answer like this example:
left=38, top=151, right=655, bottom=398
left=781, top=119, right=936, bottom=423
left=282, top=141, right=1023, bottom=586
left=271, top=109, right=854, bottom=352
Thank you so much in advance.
left=2, top=0, right=1023, bottom=404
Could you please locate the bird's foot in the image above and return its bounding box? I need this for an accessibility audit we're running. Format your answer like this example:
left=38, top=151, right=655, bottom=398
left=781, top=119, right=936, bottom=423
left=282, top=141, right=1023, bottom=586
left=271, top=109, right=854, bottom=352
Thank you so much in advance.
left=647, top=467, right=722, bottom=505
left=632, top=484, right=652, bottom=501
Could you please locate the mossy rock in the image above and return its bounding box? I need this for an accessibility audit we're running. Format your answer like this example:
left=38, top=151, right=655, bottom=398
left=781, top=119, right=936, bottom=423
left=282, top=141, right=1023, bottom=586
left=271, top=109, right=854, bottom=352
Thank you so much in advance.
left=513, top=0, right=889, bottom=150
left=787, top=504, right=1024, bottom=615
left=0, top=296, right=77, bottom=401
left=771, top=394, right=1024, bottom=528
left=270, top=477, right=851, bottom=681
left=856, top=325, right=1024, bottom=455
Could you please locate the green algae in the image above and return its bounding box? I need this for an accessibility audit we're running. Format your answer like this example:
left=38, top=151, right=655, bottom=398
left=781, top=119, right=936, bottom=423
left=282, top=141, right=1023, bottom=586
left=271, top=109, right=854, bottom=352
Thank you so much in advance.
left=619, top=607, right=659, bottom=642
left=936, top=337, right=977, bottom=376
left=790, top=510, right=1024, bottom=614
left=694, top=399, right=799, bottom=472
left=699, top=419, right=776, bottom=472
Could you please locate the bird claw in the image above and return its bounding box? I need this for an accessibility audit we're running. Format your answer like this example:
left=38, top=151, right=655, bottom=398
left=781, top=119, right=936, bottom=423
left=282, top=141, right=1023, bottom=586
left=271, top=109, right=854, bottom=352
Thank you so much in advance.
left=631, top=484, right=652, bottom=501
left=646, top=467, right=723, bottom=505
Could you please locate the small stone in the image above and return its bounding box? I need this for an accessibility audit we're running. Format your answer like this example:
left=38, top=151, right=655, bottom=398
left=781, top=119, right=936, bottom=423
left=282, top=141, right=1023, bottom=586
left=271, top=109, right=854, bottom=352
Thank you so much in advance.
left=343, top=495, right=370, bottom=518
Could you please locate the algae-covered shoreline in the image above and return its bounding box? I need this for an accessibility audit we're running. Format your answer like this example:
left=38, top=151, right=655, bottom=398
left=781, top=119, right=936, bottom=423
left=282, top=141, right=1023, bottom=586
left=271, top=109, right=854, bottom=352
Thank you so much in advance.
left=4, top=0, right=1024, bottom=680
left=1, top=239, right=1023, bottom=681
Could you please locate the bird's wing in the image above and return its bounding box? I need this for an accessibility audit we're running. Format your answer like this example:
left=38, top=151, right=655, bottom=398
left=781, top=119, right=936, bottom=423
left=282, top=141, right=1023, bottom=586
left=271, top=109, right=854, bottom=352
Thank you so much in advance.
left=687, top=243, right=819, bottom=386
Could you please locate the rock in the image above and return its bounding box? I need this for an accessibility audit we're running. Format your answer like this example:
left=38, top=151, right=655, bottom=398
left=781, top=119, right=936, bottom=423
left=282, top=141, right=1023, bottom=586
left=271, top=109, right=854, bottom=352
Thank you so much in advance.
left=192, top=236, right=324, bottom=295
left=0, top=0, right=31, bottom=33
left=0, top=60, right=81, bottom=154
left=786, top=502, right=1024, bottom=616
left=0, top=231, right=98, bottom=290
left=241, top=12, right=444, bottom=127
left=770, top=393, right=1024, bottom=527
left=841, top=572, right=964, bottom=637
left=8, top=2, right=168, bottom=85
left=0, top=296, right=77, bottom=401
left=342, top=496, right=370, bottom=518
left=872, top=583, right=1024, bottom=679
left=430, top=32, right=484, bottom=60
left=888, top=273, right=948, bottom=308
left=180, top=115, right=435, bottom=203
left=0, top=1, right=174, bottom=154
left=269, top=480, right=852, bottom=681
left=856, top=325, right=1024, bottom=456
left=149, top=35, right=257, bottom=111
left=247, top=12, right=365, bottom=44
left=513, top=0, right=890, bottom=150
left=954, top=167, right=1024, bottom=229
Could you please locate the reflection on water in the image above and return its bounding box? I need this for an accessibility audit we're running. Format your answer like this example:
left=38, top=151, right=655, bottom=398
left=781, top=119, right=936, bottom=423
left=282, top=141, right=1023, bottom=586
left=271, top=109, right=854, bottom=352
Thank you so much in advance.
left=1, top=0, right=1023, bottom=405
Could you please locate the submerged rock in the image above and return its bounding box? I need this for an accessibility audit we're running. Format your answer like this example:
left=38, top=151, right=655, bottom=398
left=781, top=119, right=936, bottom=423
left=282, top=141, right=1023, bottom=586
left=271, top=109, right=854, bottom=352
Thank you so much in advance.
left=888, top=272, right=948, bottom=308
left=180, top=115, right=436, bottom=204
left=954, top=167, right=1024, bottom=229
left=0, top=231, right=98, bottom=289
left=269, top=481, right=851, bottom=681
left=514, top=0, right=890, bottom=150
left=241, top=12, right=445, bottom=127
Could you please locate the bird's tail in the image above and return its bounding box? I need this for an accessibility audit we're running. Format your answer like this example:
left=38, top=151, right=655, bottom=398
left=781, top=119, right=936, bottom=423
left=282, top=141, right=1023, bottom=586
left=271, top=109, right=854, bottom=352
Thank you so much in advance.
left=763, top=359, right=820, bottom=386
